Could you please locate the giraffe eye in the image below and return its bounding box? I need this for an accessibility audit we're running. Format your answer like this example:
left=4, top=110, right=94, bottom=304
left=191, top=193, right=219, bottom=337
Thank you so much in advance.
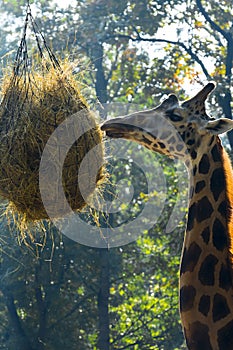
left=168, top=113, right=183, bottom=122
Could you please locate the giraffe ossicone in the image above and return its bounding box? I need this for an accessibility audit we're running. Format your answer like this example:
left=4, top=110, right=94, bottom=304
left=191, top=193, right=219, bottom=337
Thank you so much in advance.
left=101, top=83, right=233, bottom=350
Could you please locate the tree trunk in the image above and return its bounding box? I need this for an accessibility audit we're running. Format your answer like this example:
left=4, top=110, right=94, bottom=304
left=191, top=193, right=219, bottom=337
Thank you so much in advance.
left=216, top=89, right=233, bottom=149
left=92, top=39, right=110, bottom=350
left=35, top=265, right=47, bottom=350
left=90, top=42, right=108, bottom=118
left=97, top=249, right=110, bottom=350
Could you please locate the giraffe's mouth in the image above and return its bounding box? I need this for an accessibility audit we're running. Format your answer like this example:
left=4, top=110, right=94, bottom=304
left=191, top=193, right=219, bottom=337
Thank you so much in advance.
left=101, top=122, right=138, bottom=138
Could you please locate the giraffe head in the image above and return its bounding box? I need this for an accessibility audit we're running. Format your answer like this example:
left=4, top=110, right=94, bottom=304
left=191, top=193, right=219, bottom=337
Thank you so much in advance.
left=101, top=83, right=233, bottom=160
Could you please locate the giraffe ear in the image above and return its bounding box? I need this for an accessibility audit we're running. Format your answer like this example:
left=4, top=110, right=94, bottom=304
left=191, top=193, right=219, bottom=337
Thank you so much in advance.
left=204, top=118, right=233, bottom=135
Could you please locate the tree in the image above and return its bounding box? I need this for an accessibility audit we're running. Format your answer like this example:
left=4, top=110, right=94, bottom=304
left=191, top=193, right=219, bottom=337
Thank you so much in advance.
left=108, top=0, right=233, bottom=147
left=0, top=219, right=103, bottom=349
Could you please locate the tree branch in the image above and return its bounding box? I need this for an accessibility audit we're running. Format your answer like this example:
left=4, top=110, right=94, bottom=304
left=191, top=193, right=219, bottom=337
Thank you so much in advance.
left=48, top=293, right=94, bottom=331
left=196, top=0, right=232, bottom=41
left=108, top=34, right=212, bottom=80
left=111, top=302, right=157, bottom=345
left=117, top=341, right=142, bottom=349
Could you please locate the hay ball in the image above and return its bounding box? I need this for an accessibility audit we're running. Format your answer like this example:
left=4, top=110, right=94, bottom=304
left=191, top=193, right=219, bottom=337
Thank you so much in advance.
left=0, top=63, right=105, bottom=221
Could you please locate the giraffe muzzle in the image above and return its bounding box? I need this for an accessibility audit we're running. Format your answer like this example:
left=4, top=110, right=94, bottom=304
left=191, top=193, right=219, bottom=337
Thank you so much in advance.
left=101, top=122, right=140, bottom=138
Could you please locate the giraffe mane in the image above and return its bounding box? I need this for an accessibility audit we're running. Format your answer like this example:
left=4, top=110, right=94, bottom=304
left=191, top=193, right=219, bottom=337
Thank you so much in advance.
left=220, top=139, right=233, bottom=269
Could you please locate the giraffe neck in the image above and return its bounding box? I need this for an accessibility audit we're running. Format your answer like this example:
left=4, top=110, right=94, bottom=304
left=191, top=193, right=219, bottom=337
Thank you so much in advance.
left=180, top=137, right=233, bottom=350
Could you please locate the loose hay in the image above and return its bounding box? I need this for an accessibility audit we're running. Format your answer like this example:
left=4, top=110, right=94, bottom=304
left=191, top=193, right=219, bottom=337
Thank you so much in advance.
left=0, top=62, right=105, bottom=222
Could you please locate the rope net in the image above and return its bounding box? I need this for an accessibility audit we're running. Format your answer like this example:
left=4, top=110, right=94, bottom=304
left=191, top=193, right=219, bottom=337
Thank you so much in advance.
left=0, top=4, right=105, bottom=225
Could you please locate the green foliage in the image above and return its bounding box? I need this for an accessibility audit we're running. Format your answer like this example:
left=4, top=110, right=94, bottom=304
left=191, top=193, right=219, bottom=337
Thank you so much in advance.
left=107, top=155, right=186, bottom=349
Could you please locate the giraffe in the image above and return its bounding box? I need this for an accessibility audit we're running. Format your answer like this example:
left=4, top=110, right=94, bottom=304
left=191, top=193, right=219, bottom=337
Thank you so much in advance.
left=101, top=83, right=233, bottom=350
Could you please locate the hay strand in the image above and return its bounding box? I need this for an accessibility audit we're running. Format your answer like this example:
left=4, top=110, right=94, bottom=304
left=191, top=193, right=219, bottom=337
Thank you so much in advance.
left=0, top=62, right=105, bottom=222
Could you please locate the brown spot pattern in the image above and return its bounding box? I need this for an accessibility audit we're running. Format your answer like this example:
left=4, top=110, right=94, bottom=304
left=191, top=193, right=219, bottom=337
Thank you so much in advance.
left=212, top=293, right=230, bottom=322
left=193, top=165, right=197, bottom=175
left=212, top=218, right=227, bottom=251
left=189, top=186, right=194, bottom=198
left=180, top=285, right=196, bottom=312
left=198, top=295, right=210, bottom=316
left=199, top=154, right=210, bottom=174
left=142, top=136, right=152, bottom=145
left=217, top=320, right=233, bottom=349
left=196, top=196, right=213, bottom=222
left=187, top=138, right=195, bottom=146
left=201, top=227, right=210, bottom=244
left=185, top=321, right=212, bottom=350
left=211, top=144, right=221, bottom=162
left=158, top=142, right=166, bottom=149
left=187, top=203, right=196, bottom=231
left=208, top=135, right=215, bottom=146
left=198, top=254, right=218, bottom=286
left=177, top=143, right=184, bottom=151
left=180, top=242, right=202, bottom=274
left=219, top=264, right=232, bottom=291
left=191, top=150, right=197, bottom=159
left=218, top=200, right=227, bottom=216
left=195, top=180, right=205, bottom=193
left=210, top=168, right=225, bottom=201
left=167, top=136, right=176, bottom=144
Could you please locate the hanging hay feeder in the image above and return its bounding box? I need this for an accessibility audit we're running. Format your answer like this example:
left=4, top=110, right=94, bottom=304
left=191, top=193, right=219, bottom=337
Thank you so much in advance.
left=0, top=6, right=105, bottom=223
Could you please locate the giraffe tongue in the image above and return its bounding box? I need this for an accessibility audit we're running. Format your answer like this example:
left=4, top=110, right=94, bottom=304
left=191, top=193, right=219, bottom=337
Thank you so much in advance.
left=101, top=122, right=130, bottom=138
left=101, top=122, right=137, bottom=134
left=105, top=130, right=124, bottom=138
